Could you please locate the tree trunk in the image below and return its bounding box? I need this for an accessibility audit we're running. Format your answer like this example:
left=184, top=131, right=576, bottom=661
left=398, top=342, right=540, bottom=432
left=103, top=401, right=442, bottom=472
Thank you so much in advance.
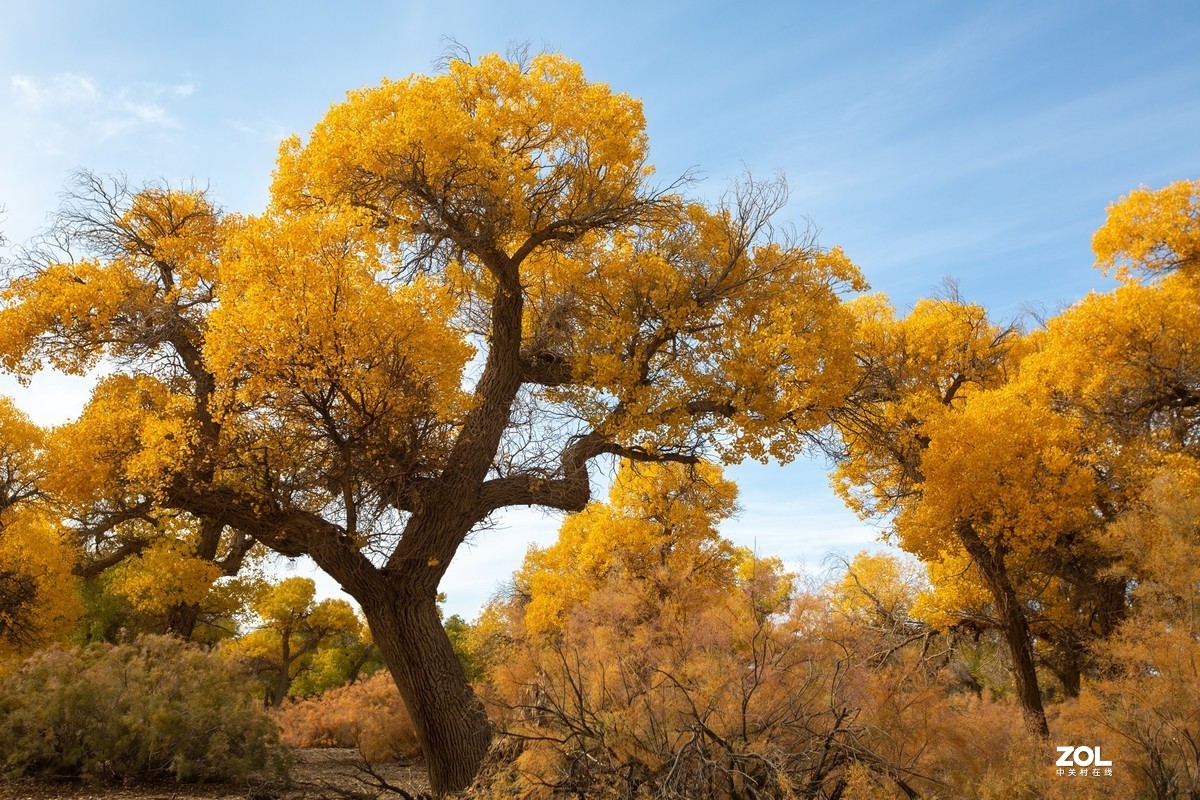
left=163, top=518, right=228, bottom=640
left=361, top=590, right=493, bottom=797
left=994, top=595, right=1049, bottom=736
left=1058, top=662, right=1082, bottom=699
left=955, top=520, right=1050, bottom=737
left=163, top=602, right=201, bottom=639
left=273, top=633, right=292, bottom=708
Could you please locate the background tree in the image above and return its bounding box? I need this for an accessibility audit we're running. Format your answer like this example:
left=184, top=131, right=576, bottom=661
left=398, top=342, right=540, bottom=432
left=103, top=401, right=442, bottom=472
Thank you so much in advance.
left=511, top=460, right=744, bottom=637
left=823, top=291, right=1061, bottom=731
left=1008, top=180, right=1200, bottom=700
left=826, top=180, right=1200, bottom=738
left=228, top=576, right=365, bottom=707
left=0, top=398, right=81, bottom=654
left=1068, top=461, right=1200, bottom=797
left=0, top=176, right=258, bottom=641
left=1091, top=179, right=1199, bottom=280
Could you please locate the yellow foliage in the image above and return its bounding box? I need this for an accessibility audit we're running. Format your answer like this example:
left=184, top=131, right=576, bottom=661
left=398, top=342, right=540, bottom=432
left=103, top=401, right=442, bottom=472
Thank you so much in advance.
left=910, top=547, right=992, bottom=631
left=1092, top=178, right=1200, bottom=280
left=306, top=595, right=361, bottom=636
left=110, top=536, right=224, bottom=615
left=1022, top=268, right=1200, bottom=455
left=228, top=577, right=367, bottom=704
left=0, top=396, right=43, bottom=504
left=905, top=384, right=1097, bottom=563
left=41, top=374, right=197, bottom=506
left=833, top=292, right=1023, bottom=518
left=0, top=260, right=151, bottom=376
left=0, top=187, right=226, bottom=377
left=251, top=576, right=319, bottom=625
left=516, top=460, right=742, bottom=636
left=829, top=550, right=924, bottom=624
left=0, top=399, right=80, bottom=656
left=2, top=56, right=867, bottom=614
left=0, top=508, right=82, bottom=656
left=557, top=217, right=864, bottom=462
left=207, top=209, right=472, bottom=496
left=272, top=53, right=651, bottom=249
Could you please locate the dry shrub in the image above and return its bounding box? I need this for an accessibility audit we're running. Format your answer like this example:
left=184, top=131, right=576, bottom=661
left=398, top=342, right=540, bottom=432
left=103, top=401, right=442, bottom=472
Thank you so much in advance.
left=463, top=467, right=1200, bottom=798
left=0, top=635, right=285, bottom=784
left=472, top=575, right=1153, bottom=799
left=275, top=670, right=419, bottom=762
left=918, top=695, right=1068, bottom=800
left=821, top=675, right=1134, bottom=800
left=476, top=581, right=932, bottom=799
left=1050, top=626, right=1200, bottom=800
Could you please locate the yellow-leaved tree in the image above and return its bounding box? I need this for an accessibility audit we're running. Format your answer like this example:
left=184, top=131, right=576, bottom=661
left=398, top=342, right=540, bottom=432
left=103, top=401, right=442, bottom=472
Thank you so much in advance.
left=227, top=576, right=367, bottom=707
left=0, top=397, right=81, bottom=655
left=0, top=53, right=863, bottom=793
left=823, top=289, right=1062, bottom=731
left=513, top=460, right=743, bottom=637
left=827, top=180, right=1200, bottom=739
left=0, top=177, right=261, bottom=641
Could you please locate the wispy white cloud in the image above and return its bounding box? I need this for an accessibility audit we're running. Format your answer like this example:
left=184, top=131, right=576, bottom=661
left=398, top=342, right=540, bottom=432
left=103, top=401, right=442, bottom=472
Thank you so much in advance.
left=10, top=72, right=100, bottom=105
left=6, top=72, right=195, bottom=151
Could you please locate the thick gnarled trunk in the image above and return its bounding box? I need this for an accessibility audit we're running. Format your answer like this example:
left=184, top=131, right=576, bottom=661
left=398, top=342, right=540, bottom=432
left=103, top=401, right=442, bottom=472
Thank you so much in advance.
left=180, top=488, right=499, bottom=793
left=360, top=590, right=493, bottom=796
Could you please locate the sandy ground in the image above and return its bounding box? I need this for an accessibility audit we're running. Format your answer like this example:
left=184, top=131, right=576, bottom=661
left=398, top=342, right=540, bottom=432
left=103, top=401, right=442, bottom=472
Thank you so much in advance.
left=0, top=749, right=431, bottom=800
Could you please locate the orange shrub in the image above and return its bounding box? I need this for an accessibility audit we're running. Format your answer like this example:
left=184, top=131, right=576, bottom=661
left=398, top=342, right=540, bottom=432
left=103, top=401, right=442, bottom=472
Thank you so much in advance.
left=274, top=670, right=419, bottom=763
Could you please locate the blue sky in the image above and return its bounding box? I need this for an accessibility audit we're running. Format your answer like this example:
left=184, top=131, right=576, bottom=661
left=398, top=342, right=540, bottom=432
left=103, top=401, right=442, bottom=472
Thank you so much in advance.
left=2, top=1, right=1198, bottom=617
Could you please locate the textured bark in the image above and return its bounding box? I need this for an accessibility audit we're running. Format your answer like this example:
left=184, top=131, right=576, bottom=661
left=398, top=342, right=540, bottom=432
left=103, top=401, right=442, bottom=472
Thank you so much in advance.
left=955, top=520, right=1049, bottom=737
left=195, top=485, right=498, bottom=795
left=361, top=588, right=492, bottom=796
left=1058, top=662, right=1082, bottom=699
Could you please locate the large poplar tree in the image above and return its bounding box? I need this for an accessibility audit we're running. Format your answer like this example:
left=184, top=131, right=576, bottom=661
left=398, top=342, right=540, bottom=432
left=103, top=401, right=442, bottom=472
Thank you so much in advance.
left=0, top=53, right=863, bottom=793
